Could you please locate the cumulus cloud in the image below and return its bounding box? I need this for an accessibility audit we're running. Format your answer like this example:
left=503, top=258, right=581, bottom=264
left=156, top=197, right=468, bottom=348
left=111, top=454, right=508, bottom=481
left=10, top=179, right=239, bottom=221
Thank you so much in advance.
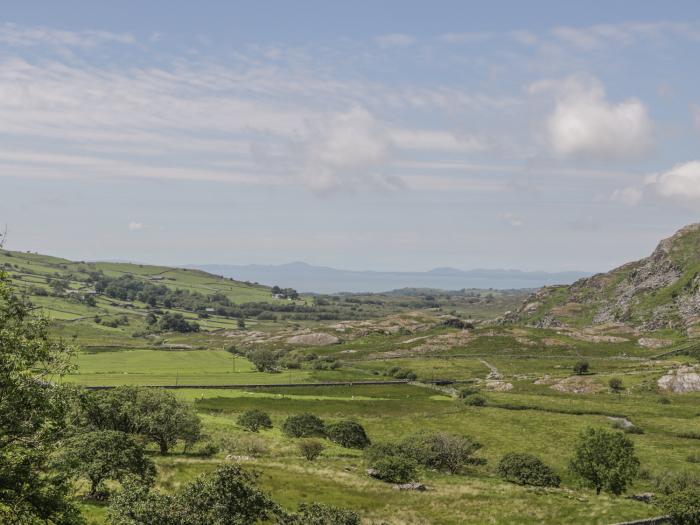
left=297, top=106, right=400, bottom=193
left=646, top=161, right=700, bottom=203
left=532, top=76, right=653, bottom=161
left=610, top=186, right=643, bottom=206
left=128, top=221, right=144, bottom=231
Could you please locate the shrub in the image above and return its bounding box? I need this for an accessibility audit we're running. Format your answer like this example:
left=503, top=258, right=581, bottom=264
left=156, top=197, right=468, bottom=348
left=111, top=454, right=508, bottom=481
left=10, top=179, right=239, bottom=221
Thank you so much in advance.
left=237, top=435, right=269, bottom=457
left=282, top=413, right=326, bottom=438
left=658, top=397, right=672, bottom=405
left=283, top=502, right=360, bottom=525
left=465, top=395, right=487, bottom=407
left=657, top=488, right=700, bottom=525
left=237, top=410, right=273, bottom=432
left=195, top=441, right=220, bottom=457
left=458, top=387, right=480, bottom=398
left=370, top=456, right=418, bottom=484
left=401, top=432, right=483, bottom=474
left=497, top=453, right=561, bottom=487
left=573, top=361, right=590, bottom=375
left=364, top=442, right=404, bottom=464
left=298, top=440, right=324, bottom=461
left=608, top=377, right=624, bottom=392
left=326, top=420, right=371, bottom=449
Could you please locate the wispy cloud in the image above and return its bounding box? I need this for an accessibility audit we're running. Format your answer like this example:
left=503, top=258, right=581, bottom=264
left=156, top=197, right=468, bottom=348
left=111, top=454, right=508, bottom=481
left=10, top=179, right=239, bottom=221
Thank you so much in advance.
left=0, top=23, right=135, bottom=48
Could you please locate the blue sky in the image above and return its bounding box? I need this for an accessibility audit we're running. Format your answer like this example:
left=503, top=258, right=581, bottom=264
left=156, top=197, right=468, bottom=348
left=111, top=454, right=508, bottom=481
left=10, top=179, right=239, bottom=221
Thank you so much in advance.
left=2, top=1, right=700, bottom=272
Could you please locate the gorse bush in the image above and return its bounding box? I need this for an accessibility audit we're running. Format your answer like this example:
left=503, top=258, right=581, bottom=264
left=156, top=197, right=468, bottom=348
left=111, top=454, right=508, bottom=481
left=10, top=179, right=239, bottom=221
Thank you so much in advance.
left=282, top=413, right=326, bottom=438
left=497, top=453, right=560, bottom=487
left=326, top=420, right=371, bottom=449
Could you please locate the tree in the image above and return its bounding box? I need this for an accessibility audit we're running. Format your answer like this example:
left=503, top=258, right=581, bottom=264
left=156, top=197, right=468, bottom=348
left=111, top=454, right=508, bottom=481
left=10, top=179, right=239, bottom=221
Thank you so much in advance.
left=282, top=414, right=326, bottom=438
left=237, top=410, right=273, bottom=432
left=569, top=427, right=639, bottom=495
left=298, top=440, right=324, bottom=461
left=609, top=377, right=624, bottom=392
left=573, top=361, right=590, bottom=375
left=0, top=272, right=83, bottom=524
left=108, top=464, right=279, bottom=525
left=497, top=453, right=560, bottom=487
left=59, top=430, right=155, bottom=498
left=157, top=312, right=199, bottom=333
left=326, top=420, right=371, bottom=449
left=248, top=349, right=278, bottom=372
left=237, top=318, right=246, bottom=330
left=131, top=388, right=202, bottom=455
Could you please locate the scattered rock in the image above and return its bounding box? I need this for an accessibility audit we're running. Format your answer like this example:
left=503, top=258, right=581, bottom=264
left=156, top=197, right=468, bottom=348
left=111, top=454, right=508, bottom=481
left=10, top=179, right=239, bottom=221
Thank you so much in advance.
left=638, top=337, right=673, bottom=349
left=393, top=483, right=427, bottom=491
left=608, top=417, right=634, bottom=430
left=484, top=380, right=514, bottom=392
left=366, top=468, right=380, bottom=478
left=551, top=376, right=603, bottom=394
left=628, top=492, right=655, bottom=503
left=658, top=366, right=700, bottom=393
left=286, top=333, right=340, bottom=346
left=225, top=455, right=252, bottom=462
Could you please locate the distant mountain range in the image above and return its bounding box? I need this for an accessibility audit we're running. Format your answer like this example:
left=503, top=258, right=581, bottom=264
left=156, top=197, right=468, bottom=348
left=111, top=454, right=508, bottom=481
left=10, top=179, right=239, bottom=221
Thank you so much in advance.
left=189, top=262, right=592, bottom=294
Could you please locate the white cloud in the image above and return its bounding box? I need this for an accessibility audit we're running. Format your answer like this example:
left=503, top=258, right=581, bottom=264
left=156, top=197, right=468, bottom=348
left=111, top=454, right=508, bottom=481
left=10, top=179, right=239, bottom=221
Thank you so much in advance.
left=0, top=23, right=134, bottom=48
left=610, top=186, right=643, bottom=206
left=298, top=106, right=398, bottom=192
left=646, top=161, right=700, bottom=203
left=128, top=221, right=144, bottom=231
left=551, top=22, right=700, bottom=50
left=388, top=129, right=487, bottom=153
left=374, top=33, right=415, bottom=48
left=533, top=76, right=653, bottom=161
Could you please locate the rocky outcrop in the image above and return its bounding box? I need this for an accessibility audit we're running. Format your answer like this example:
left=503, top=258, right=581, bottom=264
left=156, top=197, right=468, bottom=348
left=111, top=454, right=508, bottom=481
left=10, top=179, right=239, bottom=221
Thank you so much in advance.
left=286, top=333, right=340, bottom=346
left=506, top=223, right=700, bottom=333
left=658, top=366, right=700, bottom=393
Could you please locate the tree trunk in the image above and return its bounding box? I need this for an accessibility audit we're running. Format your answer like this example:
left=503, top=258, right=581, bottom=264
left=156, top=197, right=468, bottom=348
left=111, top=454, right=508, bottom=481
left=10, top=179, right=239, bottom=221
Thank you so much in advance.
left=159, top=440, right=169, bottom=455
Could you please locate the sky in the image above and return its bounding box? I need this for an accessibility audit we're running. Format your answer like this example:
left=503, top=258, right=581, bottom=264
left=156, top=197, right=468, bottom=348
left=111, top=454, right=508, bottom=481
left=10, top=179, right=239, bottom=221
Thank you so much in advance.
left=1, top=1, right=699, bottom=272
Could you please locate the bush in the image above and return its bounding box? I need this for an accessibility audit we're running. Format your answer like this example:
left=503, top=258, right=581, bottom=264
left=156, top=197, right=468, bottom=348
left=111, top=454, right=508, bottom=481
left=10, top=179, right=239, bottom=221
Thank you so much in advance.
left=237, top=435, right=269, bottom=457
left=465, top=395, right=487, bottom=407
left=283, top=502, right=360, bottom=525
left=608, top=377, right=624, bottom=392
left=370, top=456, right=418, bottom=484
left=458, top=387, right=480, bottom=398
left=326, top=420, right=371, bottom=449
left=657, top=488, right=700, bottom=525
left=573, top=361, right=590, bottom=375
left=364, top=442, right=404, bottom=465
left=401, top=432, right=483, bottom=474
left=298, top=440, right=324, bottom=461
left=497, top=453, right=560, bottom=487
left=237, top=410, right=273, bottom=432
left=195, top=441, right=220, bottom=457
left=282, top=413, right=326, bottom=438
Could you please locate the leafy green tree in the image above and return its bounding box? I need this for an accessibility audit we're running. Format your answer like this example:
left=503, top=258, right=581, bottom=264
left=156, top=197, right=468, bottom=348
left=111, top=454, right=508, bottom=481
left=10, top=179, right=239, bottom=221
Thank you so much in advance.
left=282, top=414, right=326, bottom=438
left=573, top=361, right=590, bottom=375
left=131, top=388, right=202, bottom=455
left=237, top=410, right=273, bottom=432
left=248, top=349, right=278, bottom=372
left=0, top=272, right=83, bottom=524
left=59, top=430, right=155, bottom=498
left=108, top=464, right=279, bottom=525
left=497, top=453, right=560, bottom=487
left=326, top=420, right=371, bottom=449
left=569, top=427, right=639, bottom=495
